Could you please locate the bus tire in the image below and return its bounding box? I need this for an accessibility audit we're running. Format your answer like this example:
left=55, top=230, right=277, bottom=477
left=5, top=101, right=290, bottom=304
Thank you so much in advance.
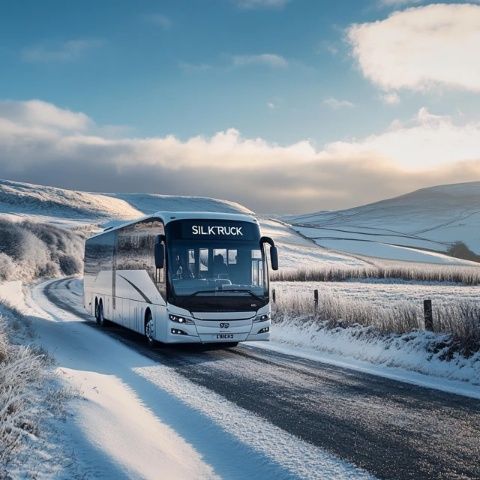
left=145, top=310, right=155, bottom=348
left=96, top=300, right=106, bottom=327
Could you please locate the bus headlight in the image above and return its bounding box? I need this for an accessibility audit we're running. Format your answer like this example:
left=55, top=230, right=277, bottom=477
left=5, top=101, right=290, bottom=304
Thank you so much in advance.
left=254, top=313, right=270, bottom=323
left=169, top=314, right=194, bottom=325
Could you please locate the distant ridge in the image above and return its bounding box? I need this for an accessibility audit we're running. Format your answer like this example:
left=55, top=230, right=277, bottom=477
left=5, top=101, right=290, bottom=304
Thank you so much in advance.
left=287, top=181, right=480, bottom=263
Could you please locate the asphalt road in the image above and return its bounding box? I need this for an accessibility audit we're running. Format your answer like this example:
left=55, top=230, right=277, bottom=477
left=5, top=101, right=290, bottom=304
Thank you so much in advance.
left=45, top=278, right=480, bottom=480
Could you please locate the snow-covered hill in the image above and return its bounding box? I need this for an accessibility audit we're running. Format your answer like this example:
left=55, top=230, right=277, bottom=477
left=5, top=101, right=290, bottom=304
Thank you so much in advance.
left=287, top=182, right=480, bottom=265
left=0, top=178, right=366, bottom=273
left=0, top=179, right=251, bottom=222
left=0, top=179, right=143, bottom=220
left=111, top=193, right=252, bottom=216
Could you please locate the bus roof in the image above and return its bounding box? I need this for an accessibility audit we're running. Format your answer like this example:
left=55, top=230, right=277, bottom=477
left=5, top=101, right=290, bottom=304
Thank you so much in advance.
left=89, top=211, right=259, bottom=239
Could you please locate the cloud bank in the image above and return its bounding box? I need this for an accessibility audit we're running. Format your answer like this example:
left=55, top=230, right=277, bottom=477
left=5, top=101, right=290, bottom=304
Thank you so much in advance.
left=348, top=4, right=480, bottom=92
left=1, top=100, right=480, bottom=213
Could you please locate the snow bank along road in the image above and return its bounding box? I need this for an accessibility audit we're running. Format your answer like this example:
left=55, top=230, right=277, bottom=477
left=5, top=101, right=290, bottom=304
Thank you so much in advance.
left=31, top=278, right=480, bottom=480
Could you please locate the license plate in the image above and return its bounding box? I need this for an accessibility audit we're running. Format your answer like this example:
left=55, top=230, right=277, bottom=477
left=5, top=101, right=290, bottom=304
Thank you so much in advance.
left=216, top=333, right=234, bottom=339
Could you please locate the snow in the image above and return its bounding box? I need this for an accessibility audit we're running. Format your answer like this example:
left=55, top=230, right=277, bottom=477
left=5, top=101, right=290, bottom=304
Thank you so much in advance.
left=2, top=178, right=480, bottom=477
left=0, top=178, right=143, bottom=220
left=0, top=178, right=251, bottom=226
left=272, top=280, right=480, bottom=308
left=265, top=319, right=480, bottom=391
left=0, top=279, right=374, bottom=480
left=268, top=281, right=480, bottom=391
left=258, top=218, right=370, bottom=271
left=288, top=181, right=480, bottom=263
left=0, top=280, right=23, bottom=305
left=111, top=192, right=252, bottom=215
left=136, top=365, right=373, bottom=480
left=295, top=235, right=476, bottom=265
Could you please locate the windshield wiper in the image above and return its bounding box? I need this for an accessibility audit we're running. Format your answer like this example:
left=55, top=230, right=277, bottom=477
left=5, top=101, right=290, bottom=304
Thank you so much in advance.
left=187, top=289, right=264, bottom=302
left=221, top=289, right=264, bottom=302
left=189, top=289, right=219, bottom=297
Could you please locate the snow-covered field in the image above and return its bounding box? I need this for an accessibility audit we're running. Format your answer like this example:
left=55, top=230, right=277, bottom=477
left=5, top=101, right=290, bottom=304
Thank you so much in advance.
left=272, top=280, right=480, bottom=307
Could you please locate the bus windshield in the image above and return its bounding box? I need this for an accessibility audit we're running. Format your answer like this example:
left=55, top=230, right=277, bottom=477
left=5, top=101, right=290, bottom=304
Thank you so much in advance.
left=165, top=219, right=269, bottom=311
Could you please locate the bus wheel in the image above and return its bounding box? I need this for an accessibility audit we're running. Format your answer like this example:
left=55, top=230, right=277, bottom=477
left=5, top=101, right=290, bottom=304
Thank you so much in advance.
left=145, top=311, right=155, bottom=347
left=96, top=301, right=106, bottom=327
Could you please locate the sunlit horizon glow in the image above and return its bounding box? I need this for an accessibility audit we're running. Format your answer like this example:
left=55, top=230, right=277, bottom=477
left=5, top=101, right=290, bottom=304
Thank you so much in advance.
left=1, top=1, right=480, bottom=213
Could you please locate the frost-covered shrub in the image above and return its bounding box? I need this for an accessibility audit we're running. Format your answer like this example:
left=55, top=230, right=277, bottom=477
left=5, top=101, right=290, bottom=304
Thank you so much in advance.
left=0, top=219, right=85, bottom=282
left=0, top=253, right=15, bottom=281
left=0, top=309, right=48, bottom=467
left=58, top=253, right=83, bottom=276
left=0, top=324, right=7, bottom=362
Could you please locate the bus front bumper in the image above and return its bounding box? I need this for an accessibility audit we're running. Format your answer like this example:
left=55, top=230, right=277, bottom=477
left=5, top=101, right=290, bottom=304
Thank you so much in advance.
left=166, top=319, right=271, bottom=343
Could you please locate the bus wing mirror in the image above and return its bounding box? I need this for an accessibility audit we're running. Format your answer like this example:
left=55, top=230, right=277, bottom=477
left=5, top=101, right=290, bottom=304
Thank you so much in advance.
left=270, top=245, right=279, bottom=271
left=260, top=236, right=279, bottom=271
left=154, top=240, right=165, bottom=269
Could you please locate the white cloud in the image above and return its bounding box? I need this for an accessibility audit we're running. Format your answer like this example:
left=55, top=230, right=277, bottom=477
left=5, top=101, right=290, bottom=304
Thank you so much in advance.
left=348, top=4, right=480, bottom=92
left=234, top=0, right=289, bottom=9
left=381, top=92, right=400, bottom=105
left=232, top=54, right=288, bottom=68
left=21, top=39, right=102, bottom=63
left=2, top=100, right=480, bottom=212
left=323, top=97, right=355, bottom=110
left=325, top=107, right=480, bottom=170
left=0, top=100, right=91, bottom=131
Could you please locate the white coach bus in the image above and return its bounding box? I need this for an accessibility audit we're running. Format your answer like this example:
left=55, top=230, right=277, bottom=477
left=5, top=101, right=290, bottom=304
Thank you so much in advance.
left=83, top=212, right=278, bottom=346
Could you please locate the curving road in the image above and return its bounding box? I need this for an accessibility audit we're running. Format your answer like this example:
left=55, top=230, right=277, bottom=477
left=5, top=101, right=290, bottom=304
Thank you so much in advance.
left=44, top=277, right=480, bottom=480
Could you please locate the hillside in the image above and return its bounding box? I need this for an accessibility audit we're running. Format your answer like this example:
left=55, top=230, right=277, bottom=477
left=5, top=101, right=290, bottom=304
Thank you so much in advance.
left=287, top=181, right=480, bottom=265
left=0, top=179, right=251, bottom=221
left=0, top=179, right=143, bottom=221
left=0, top=178, right=364, bottom=273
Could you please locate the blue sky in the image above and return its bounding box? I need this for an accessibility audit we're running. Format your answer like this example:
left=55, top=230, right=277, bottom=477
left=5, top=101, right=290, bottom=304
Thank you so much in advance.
left=0, top=0, right=470, bottom=144
left=1, top=0, right=480, bottom=212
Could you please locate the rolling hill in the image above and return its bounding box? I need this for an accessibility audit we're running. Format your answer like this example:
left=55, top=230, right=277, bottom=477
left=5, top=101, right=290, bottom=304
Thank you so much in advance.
left=0, top=179, right=251, bottom=221
left=0, top=178, right=364, bottom=272
left=287, top=181, right=480, bottom=264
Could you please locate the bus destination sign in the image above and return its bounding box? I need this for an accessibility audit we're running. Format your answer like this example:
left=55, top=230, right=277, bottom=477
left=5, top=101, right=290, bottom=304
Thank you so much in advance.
left=173, top=220, right=259, bottom=241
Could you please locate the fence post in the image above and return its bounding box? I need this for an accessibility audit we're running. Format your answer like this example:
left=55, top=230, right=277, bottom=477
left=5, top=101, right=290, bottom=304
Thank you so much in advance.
left=424, top=299, right=433, bottom=331
left=272, top=288, right=276, bottom=304
left=314, top=289, right=319, bottom=312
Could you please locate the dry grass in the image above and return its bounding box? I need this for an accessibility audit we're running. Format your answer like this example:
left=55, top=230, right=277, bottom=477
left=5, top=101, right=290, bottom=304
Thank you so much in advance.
left=272, top=263, right=480, bottom=285
left=272, top=290, right=480, bottom=355
left=0, top=307, right=49, bottom=469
